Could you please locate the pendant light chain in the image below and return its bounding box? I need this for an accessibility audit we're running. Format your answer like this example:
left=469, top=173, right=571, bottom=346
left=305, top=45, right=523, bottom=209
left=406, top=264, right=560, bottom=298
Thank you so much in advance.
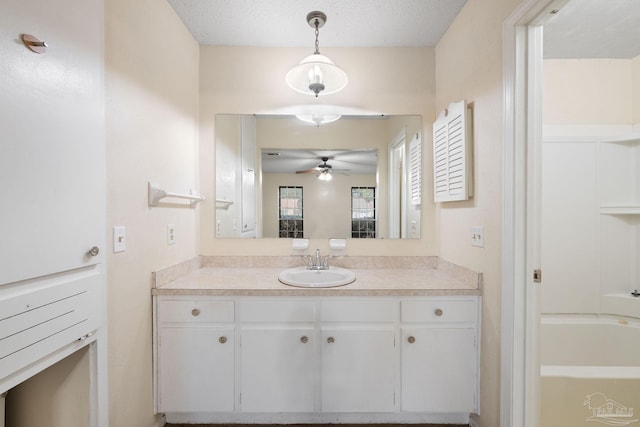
left=314, top=19, right=321, bottom=54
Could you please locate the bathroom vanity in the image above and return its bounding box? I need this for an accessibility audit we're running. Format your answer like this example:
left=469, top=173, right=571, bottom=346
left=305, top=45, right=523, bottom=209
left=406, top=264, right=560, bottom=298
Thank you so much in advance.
left=152, top=256, right=481, bottom=424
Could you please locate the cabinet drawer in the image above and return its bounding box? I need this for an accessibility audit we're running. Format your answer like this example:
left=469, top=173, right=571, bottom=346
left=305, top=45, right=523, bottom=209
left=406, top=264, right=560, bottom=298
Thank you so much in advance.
left=320, top=299, right=395, bottom=322
left=158, top=299, right=234, bottom=323
left=238, top=300, right=314, bottom=322
left=401, top=299, right=477, bottom=323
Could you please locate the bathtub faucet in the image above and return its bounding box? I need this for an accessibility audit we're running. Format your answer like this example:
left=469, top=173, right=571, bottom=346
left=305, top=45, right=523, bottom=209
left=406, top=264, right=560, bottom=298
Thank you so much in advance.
left=632, top=289, right=640, bottom=297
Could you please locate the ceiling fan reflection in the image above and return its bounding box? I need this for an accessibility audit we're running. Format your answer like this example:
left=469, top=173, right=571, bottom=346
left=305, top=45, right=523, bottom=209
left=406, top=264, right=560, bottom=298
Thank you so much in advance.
left=295, top=156, right=350, bottom=177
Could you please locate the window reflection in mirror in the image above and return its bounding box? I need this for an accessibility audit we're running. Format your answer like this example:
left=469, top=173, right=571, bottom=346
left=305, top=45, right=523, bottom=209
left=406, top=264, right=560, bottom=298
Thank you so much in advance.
left=215, top=114, right=422, bottom=239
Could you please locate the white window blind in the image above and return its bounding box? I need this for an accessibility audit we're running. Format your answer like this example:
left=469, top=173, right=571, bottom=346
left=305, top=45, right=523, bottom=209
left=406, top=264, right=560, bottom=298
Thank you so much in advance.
left=409, top=132, right=422, bottom=205
left=433, top=100, right=473, bottom=202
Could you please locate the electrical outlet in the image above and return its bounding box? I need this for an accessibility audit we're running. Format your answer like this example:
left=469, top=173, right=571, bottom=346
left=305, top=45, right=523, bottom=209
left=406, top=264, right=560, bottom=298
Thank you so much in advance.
left=471, top=225, right=484, bottom=248
left=113, top=226, right=126, bottom=253
left=167, top=224, right=176, bottom=245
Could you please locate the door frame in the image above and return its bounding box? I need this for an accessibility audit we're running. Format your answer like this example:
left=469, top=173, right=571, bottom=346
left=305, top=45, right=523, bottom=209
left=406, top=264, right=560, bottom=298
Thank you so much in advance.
left=501, top=1, right=568, bottom=426
left=388, top=129, right=408, bottom=238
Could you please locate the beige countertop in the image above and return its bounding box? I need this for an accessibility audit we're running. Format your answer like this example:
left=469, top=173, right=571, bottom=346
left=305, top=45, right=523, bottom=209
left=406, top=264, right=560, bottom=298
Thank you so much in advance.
left=152, top=256, right=482, bottom=297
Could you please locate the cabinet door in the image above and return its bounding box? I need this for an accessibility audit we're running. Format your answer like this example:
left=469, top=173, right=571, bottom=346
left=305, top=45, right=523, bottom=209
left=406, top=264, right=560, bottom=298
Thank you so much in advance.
left=240, top=327, right=315, bottom=412
left=0, top=0, right=105, bottom=286
left=401, top=327, right=476, bottom=413
left=321, top=327, right=395, bottom=412
left=158, top=327, right=234, bottom=413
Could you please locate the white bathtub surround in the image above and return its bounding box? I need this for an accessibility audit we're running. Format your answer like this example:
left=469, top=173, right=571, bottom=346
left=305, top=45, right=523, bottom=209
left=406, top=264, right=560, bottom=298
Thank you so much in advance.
left=601, top=293, right=640, bottom=319
left=541, top=314, right=640, bottom=368
left=541, top=131, right=640, bottom=318
left=539, top=314, right=640, bottom=427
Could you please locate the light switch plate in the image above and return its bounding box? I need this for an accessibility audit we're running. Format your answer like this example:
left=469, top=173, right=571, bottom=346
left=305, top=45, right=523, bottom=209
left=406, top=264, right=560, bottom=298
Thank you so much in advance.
left=471, top=225, right=484, bottom=248
left=167, top=224, right=176, bottom=245
left=113, top=226, right=126, bottom=252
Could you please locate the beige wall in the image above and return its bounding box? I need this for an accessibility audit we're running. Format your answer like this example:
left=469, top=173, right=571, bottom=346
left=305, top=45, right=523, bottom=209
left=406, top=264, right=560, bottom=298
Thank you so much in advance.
left=543, top=59, right=635, bottom=126
left=435, top=0, right=521, bottom=425
left=105, top=0, right=200, bottom=425
left=199, top=46, right=437, bottom=255
left=6, top=349, right=90, bottom=427
left=262, top=172, right=377, bottom=238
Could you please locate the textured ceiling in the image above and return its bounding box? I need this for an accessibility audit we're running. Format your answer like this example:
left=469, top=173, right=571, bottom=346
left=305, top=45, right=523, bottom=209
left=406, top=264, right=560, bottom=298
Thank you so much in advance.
left=544, top=0, right=640, bottom=59
left=166, top=0, right=467, bottom=47
left=167, top=0, right=640, bottom=58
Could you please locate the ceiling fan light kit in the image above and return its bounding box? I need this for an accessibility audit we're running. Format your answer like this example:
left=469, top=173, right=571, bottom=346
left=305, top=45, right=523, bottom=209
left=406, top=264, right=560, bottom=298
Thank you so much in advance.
left=295, top=156, right=342, bottom=180
left=286, top=11, right=348, bottom=98
left=318, top=169, right=333, bottom=181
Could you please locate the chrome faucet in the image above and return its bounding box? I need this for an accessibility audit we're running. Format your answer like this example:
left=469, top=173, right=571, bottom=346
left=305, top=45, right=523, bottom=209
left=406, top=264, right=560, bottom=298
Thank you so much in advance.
left=304, top=249, right=330, bottom=270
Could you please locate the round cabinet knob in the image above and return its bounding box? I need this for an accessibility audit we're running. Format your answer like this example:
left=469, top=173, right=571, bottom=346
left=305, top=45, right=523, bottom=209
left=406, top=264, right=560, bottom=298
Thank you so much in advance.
left=87, top=246, right=100, bottom=257
left=219, top=336, right=227, bottom=344
left=407, top=336, right=416, bottom=344
left=300, top=336, right=309, bottom=344
left=191, top=308, right=200, bottom=317
left=434, top=308, right=443, bottom=317
left=327, top=337, right=335, bottom=344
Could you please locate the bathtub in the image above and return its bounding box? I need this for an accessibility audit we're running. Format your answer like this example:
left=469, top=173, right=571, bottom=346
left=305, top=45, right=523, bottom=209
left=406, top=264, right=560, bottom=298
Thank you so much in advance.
left=540, top=315, right=640, bottom=426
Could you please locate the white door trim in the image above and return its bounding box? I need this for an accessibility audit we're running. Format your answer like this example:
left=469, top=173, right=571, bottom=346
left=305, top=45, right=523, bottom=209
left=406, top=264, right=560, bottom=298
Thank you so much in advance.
left=501, top=1, right=568, bottom=426
left=388, top=129, right=407, bottom=239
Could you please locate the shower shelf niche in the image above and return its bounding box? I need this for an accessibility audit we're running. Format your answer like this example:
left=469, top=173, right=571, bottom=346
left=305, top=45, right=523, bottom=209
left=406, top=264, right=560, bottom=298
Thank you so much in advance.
left=598, top=133, right=640, bottom=215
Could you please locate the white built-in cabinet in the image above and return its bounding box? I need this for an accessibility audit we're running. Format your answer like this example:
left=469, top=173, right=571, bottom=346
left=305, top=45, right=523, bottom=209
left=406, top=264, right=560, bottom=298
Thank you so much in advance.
left=0, top=0, right=106, bottom=423
left=156, top=300, right=235, bottom=413
left=401, top=299, right=478, bottom=412
left=154, top=295, right=479, bottom=424
left=319, top=299, right=396, bottom=413
left=215, top=114, right=257, bottom=237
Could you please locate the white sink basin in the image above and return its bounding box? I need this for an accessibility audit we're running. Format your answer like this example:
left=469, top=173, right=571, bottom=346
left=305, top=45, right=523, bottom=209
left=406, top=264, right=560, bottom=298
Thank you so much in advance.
left=278, top=266, right=356, bottom=288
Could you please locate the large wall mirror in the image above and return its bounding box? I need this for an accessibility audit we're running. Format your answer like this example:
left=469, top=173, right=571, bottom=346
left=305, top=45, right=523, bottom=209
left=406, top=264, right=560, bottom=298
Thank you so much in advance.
left=215, top=114, right=422, bottom=239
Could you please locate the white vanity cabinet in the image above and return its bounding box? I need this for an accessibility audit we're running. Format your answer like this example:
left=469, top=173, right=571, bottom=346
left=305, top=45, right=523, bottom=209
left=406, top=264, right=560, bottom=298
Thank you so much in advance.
left=400, top=298, right=479, bottom=413
left=238, top=300, right=316, bottom=412
left=153, top=294, right=480, bottom=424
left=155, top=299, right=235, bottom=413
left=320, top=300, right=396, bottom=412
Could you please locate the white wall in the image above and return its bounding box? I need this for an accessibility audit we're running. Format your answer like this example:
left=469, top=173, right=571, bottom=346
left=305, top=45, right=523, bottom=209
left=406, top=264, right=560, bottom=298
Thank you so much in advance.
left=105, top=0, right=200, bottom=425
left=199, top=46, right=437, bottom=256
left=434, top=0, right=521, bottom=425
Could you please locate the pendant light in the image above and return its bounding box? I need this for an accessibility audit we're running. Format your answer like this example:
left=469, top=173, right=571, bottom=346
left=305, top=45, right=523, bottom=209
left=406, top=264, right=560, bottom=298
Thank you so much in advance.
left=286, top=11, right=348, bottom=97
left=295, top=113, right=341, bottom=126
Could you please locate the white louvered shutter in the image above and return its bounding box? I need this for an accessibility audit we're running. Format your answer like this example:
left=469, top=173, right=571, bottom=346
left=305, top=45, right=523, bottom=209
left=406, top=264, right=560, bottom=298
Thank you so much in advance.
left=433, top=100, right=473, bottom=202
left=409, top=132, right=422, bottom=205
